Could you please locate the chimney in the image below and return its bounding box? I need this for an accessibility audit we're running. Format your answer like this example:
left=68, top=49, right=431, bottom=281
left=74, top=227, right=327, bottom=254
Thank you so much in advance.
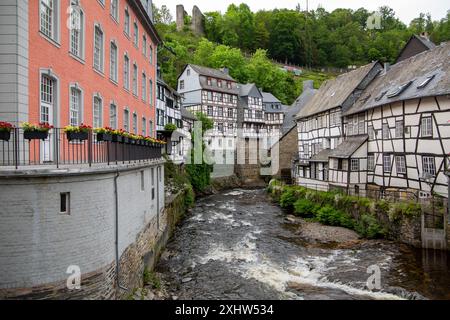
left=221, top=67, right=229, bottom=75
left=420, top=31, right=430, bottom=40
left=303, top=80, right=314, bottom=90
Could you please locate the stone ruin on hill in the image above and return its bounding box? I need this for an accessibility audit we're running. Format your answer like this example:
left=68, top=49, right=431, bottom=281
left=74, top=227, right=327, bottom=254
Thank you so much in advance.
left=176, top=4, right=205, bottom=36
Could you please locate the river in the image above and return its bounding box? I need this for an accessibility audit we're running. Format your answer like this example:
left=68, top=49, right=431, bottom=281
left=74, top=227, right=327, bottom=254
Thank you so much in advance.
left=155, top=189, right=450, bottom=300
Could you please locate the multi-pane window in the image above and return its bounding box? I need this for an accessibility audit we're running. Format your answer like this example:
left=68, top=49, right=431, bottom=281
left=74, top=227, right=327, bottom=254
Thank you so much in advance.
left=368, top=126, right=375, bottom=140
left=217, top=107, right=223, bottom=117
left=368, top=154, right=375, bottom=171
left=423, top=156, right=436, bottom=176
left=110, top=42, right=118, bottom=82
left=383, top=154, right=391, bottom=173
left=109, top=104, right=117, bottom=129
left=150, top=46, right=153, bottom=64
left=157, top=110, right=164, bottom=126
left=123, top=109, right=129, bottom=131
left=93, top=96, right=102, bottom=128
left=180, top=80, right=185, bottom=90
left=351, top=159, right=359, bottom=171
left=40, top=75, right=54, bottom=124
left=132, top=113, right=137, bottom=133
left=149, top=120, right=153, bottom=137
left=395, top=121, right=404, bottom=138
left=70, top=87, right=82, bottom=126
left=358, top=114, right=365, bottom=134
left=207, top=106, right=213, bottom=116
left=132, top=64, right=138, bottom=96
left=382, top=123, right=390, bottom=140
left=228, top=108, right=233, bottom=118
left=207, top=78, right=212, bottom=86
left=143, top=35, right=147, bottom=56
left=421, top=117, right=433, bottom=137
left=149, top=79, right=153, bottom=104
left=207, top=92, right=213, bottom=101
left=123, top=55, right=130, bottom=89
left=110, top=0, right=118, bottom=21
left=133, top=22, right=139, bottom=47
left=124, top=8, right=130, bottom=35
left=142, top=73, right=147, bottom=101
left=70, top=6, right=83, bottom=58
left=93, top=26, right=104, bottom=72
left=395, top=156, right=406, bottom=174
left=142, top=117, right=147, bottom=136
left=40, top=0, right=56, bottom=40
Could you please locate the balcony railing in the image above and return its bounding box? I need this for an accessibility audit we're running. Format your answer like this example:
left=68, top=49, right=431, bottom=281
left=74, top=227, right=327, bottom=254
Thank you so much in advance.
left=0, top=128, right=162, bottom=169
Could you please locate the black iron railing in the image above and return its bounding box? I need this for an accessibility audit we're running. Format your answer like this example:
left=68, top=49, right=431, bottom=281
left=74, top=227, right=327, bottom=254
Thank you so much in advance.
left=0, top=128, right=162, bottom=169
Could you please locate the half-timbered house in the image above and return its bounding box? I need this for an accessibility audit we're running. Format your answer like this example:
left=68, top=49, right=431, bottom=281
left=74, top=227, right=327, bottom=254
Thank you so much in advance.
left=343, top=41, right=450, bottom=198
left=295, top=62, right=383, bottom=189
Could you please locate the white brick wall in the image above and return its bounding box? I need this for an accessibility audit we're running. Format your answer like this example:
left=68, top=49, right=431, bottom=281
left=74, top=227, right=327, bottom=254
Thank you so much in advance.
left=0, top=163, right=165, bottom=289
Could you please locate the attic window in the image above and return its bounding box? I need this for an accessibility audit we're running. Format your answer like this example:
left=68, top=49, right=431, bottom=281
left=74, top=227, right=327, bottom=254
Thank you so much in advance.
left=417, top=75, right=435, bottom=89
left=360, top=95, right=371, bottom=104
left=330, top=92, right=336, bottom=97
left=386, top=81, right=413, bottom=98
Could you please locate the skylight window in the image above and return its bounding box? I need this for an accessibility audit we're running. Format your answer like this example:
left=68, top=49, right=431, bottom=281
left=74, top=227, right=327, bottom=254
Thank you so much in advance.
left=417, top=75, right=435, bottom=89
left=386, top=81, right=412, bottom=98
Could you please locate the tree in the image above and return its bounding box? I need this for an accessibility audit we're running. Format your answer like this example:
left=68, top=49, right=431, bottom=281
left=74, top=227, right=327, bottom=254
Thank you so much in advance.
left=153, top=4, right=173, bottom=25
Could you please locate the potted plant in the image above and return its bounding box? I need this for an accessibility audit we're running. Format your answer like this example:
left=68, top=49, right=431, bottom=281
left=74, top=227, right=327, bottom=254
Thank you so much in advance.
left=0, top=121, right=13, bottom=141
left=22, top=122, right=53, bottom=140
left=64, top=123, right=92, bottom=141
left=122, top=132, right=130, bottom=144
left=111, top=129, right=124, bottom=143
left=164, top=123, right=177, bottom=133
left=94, top=127, right=113, bottom=142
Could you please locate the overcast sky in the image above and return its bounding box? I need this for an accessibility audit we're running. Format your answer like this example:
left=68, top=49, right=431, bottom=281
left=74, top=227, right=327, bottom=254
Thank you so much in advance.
left=154, top=0, right=449, bottom=24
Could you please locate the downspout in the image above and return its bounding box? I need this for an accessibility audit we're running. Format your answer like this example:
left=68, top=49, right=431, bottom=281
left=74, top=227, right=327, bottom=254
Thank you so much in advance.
left=114, top=170, right=128, bottom=291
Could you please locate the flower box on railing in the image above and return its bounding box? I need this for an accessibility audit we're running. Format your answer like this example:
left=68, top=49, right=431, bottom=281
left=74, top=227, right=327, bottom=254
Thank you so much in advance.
left=130, top=139, right=136, bottom=145
left=122, top=137, right=129, bottom=144
left=96, top=133, right=112, bottom=142
left=67, top=131, right=89, bottom=141
left=112, top=134, right=123, bottom=143
left=24, top=131, right=49, bottom=140
left=0, top=131, right=11, bottom=142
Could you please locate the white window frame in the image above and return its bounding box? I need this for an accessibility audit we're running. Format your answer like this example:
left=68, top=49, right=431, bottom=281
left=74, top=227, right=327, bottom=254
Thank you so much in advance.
left=109, top=102, right=117, bottom=129
left=142, top=117, right=147, bottom=136
left=93, top=24, right=105, bottom=73
left=368, top=154, right=375, bottom=171
left=382, top=123, right=390, bottom=140
left=143, top=35, right=147, bottom=56
left=69, top=3, right=85, bottom=60
left=132, top=112, right=138, bottom=134
left=110, top=0, right=119, bottom=22
left=351, top=159, right=359, bottom=171
left=39, top=0, right=60, bottom=44
left=123, top=108, right=130, bottom=131
left=149, top=79, right=153, bottom=105
left=110, top=40, right=118, bottom=82
left=395, top=155, right=406, bottom=174
left=69, top=84, right=83, bottom=126
left=124, top=7, right=130, bottom=36
left=132, top=63, right=138, bottom=96
left=133, top=21, right=139, bottom=47
left=383, top=154, right=391, bottom=173
left=423, top=156, right=436, bottom=176
left=421, top=117, right=433, bottom=137
left=142, top=73, right=147, bottom=101
left=395, top=120, right=404, bottom=138
left=123, top=53, right=130, bottom=90
left=93, top=93, right=103, bottom=128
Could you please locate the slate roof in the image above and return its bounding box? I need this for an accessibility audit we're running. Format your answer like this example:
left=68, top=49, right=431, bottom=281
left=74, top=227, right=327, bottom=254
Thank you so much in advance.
left=345, top=41, right=450, bottom=116
left=188, top=64, right=235, bottom=81
left=238, top=83, right=256, bottom=97
left=262, top=92, right=281, bottom=104
left=310, top=149, right=332, bottom=162
left=281, top=85, right=317, bottom=135
left=329, top=135, right=368, bottom=159
left=296, top=61, right=380, bottom=120
left=181, top=107, right=197, bottom=121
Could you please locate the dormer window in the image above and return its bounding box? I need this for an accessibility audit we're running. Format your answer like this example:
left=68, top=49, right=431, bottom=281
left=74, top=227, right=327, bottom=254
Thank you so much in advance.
left=387, top=81, right=413, bottom=98
left=417, top=75, right=435, bottom=89
left=227, top=81, right=232, bottom=89
left=207, top=77, right=212, bottom=86
left=375, top=91, right=387, bottom=102
left=218, top=80, right=222, bottom=88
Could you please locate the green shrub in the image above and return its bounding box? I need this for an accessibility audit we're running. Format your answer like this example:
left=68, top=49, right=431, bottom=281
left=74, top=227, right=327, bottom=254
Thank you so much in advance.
left=316, top=205, right=355, bottom=229
left=280, top=187, right=298, bottom=212
left=293, top=198, right=318, bottom=217
left=143, top=268, right=161, bottom=289
left=164, top=123, right=177, bottom=132
left=184, top=184, right=195, bottom=208
left=389, top=202, right=422, bottom=222
left=355, top=214, right=386, bottom=239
